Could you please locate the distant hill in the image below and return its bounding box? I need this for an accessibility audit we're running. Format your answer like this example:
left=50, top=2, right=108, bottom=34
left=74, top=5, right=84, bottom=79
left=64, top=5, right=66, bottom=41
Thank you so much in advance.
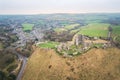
left=22, top=47, right=120, bottom=80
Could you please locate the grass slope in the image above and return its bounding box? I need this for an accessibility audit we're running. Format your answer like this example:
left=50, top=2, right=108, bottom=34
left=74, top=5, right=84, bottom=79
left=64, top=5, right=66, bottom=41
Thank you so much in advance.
left=78, top=23, right=110, bottom=37
left=22, top=47, right=120, bottom=80
left=22, top=23, right=34, bottom=31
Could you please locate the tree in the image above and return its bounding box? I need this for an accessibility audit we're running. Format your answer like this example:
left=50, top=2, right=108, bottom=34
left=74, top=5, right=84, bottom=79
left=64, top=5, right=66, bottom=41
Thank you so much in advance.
left=0, top=70, right=6, bottom=80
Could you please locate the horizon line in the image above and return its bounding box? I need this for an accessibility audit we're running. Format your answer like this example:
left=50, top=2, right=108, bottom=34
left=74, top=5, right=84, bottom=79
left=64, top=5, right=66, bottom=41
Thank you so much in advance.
left=0, top=12, right=120, bottom=15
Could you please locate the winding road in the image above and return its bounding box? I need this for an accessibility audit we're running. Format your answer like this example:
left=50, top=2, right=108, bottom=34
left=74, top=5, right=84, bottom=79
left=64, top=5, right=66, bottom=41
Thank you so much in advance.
left=6, top=45, right=27, bottom=80
left=16, top=56, right=27, bottom=80
left=12, top=46, right=28, bottom=80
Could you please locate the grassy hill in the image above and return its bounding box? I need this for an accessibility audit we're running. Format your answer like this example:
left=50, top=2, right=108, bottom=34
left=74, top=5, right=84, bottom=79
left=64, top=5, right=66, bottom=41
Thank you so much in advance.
left=22, top=47, right=120, bottom=80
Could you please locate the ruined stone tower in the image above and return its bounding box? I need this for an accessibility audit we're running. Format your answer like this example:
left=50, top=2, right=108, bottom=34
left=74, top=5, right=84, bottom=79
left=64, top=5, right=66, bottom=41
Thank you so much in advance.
left=72, top=34, right=84, bottom=46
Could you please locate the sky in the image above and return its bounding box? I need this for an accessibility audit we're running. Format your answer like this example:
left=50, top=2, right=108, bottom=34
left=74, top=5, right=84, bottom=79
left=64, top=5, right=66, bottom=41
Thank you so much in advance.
left=0, top=0, right=120, bottom=14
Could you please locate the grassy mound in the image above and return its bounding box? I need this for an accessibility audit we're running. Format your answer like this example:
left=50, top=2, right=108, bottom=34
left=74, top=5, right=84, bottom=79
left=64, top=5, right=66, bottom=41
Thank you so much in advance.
left=22, top=48, right=120, bottom=80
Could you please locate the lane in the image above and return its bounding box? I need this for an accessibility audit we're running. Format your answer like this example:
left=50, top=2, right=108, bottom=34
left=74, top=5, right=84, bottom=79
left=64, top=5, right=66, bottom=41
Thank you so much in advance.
left=12, top=46, right=28, bottom=80
left=16, top=56, right=27, bottom=80
left=6, top=45, right=27, bottom=80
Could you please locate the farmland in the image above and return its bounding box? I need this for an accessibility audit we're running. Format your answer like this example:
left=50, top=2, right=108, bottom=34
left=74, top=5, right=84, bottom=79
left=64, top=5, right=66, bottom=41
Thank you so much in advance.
left=64, top=24, right=80, bottom=30
left=111, top=25, right=120, bottom=46
left=54, top=24, right=80, bottom=32
left=112, top=25, right=120, bottom=37
left=77, top=23, right=110, bottom=37
left=53, top=23, right=111, bottom=38
left=22, top=23, right=34, bottom=31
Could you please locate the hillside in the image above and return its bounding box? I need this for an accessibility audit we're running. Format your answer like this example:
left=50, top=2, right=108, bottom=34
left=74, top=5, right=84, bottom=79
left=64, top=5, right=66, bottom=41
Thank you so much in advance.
left=22, top=47, right=120, bottom=80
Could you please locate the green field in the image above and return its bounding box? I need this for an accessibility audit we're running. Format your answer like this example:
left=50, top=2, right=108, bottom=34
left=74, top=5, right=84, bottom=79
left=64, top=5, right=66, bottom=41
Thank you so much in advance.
left=64, top=24, right=80, bottom=30
left=112, top=25, right=120, bottom=37
left=54, top=24, right=80, bottom=32
left=111, top=25, right=120, bottom=44
left=38, top=41, right=59, bottom=49
left=77, top=23, right=110, bottom=37
left=22, top=23, right=34, bottom=31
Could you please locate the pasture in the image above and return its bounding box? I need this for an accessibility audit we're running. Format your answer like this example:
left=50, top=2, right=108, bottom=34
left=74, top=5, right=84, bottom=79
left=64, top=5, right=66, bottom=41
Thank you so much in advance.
left=64, top=24, right=80, bottom=30
left=112, top=25, right=120, bottom=37
left=22, top=23, right=34, bottom=31
left=54, top=24, right=80, bottom=32
left=111, top=25, right=120, bottom=44
left=77, top=23, right=110, bottom=37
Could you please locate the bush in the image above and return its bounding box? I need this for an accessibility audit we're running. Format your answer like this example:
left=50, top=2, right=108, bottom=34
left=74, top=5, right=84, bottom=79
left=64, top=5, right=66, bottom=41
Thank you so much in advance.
left=7, top=64, right=18, bottom=72
left=5, top=57, right=14, bottom=64
left=8, top=73, right=16, bottom=80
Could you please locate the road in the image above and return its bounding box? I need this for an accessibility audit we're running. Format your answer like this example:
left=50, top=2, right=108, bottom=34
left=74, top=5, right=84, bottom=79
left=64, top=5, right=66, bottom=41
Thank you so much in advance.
left=6, top=45, right=27, bottom=80
left=12, top=46, right=28, bottom=80
left=16, top=56, right=27, bottom=80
